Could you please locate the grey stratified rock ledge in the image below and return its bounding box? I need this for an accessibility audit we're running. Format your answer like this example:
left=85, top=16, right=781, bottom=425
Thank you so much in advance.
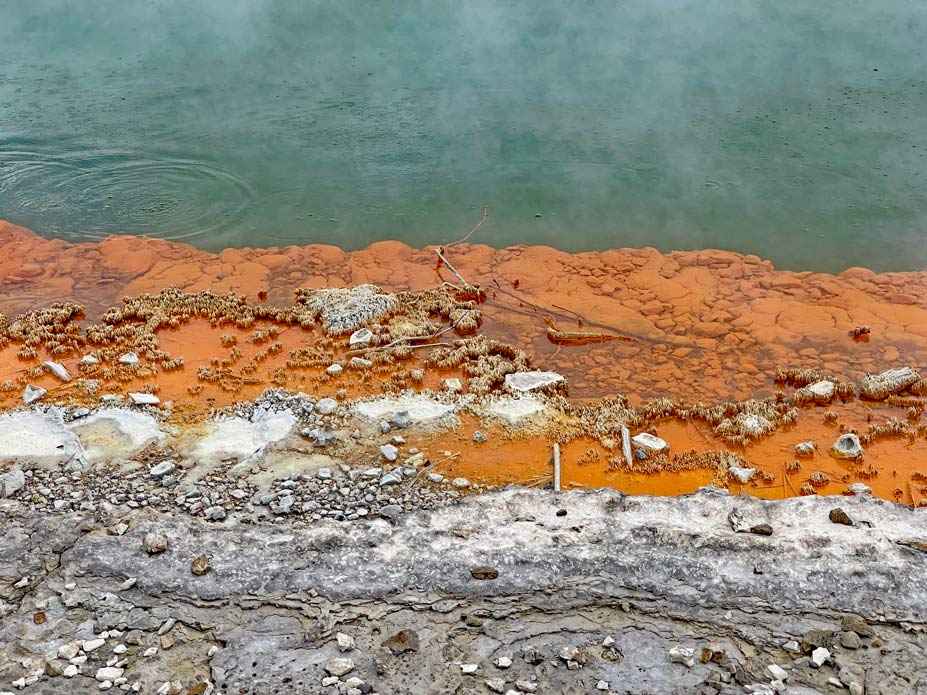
left=1, top=487, right=925, bottom=694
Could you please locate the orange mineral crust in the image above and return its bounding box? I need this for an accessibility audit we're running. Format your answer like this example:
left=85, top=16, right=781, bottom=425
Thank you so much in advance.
left=2, top=219, right=925, bottom=405
left=1, top=220, right=926, bottom=504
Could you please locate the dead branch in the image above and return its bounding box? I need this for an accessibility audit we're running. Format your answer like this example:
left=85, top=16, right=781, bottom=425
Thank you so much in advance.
left=446, top=207, right=488, bottom=247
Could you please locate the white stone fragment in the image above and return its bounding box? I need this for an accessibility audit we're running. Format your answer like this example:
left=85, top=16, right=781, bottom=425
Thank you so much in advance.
left=324, top=658, right=355, bottom=676
left=128, top=392, right=160, bottom=406
left=729, top=466, right=757, bottom=484
left=348, top=328, right=373, bottom=346
left=336, top=632, right=355, bottom=652
left=83, top=638, right=105, bottom=652
left=504, top=371, right=564, bottom=392
left=118, top=353, right=139, bottom=365
left=95, top=667, right=124, bottom=682
left=811, top=647, right=830, bottom=668
left=44, top=361, right=71, bottom=382
left=22, top=385, right=47, bottom=405
left=326, top=364, right=343, bottom=376
left=831, top=433, right=864, bottom=460
left=808, top=380, right=835, bottom=403
left=767, top=664, right=788, bottom=681
left=632, top=432, right=669, bottom=453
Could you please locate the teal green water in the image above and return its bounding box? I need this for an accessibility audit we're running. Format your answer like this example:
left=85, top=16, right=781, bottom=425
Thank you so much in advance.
left=1, top=1, right=926, bottom=272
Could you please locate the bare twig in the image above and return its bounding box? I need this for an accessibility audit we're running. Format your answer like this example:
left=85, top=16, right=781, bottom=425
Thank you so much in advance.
left=434, top=248, right=469, bottom=287
left=446, top=207, right=488, bottom=247
left=407, top=452, right=461, bottom=488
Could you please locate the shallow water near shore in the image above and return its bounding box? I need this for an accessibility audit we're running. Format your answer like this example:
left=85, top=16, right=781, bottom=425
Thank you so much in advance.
left=2, top=0, right=927, bottom=270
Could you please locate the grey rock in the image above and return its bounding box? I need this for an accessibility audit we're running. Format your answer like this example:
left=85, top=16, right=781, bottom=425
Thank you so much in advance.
left=390, top=411, right=411, bottom=429
left=316, top=398, right=339, bottom=415
left=143, top=531, right=168, bottom=554
left=22, top=384, right=47, bottom=405
left=473, top=431, right=488, bottom=442
left=149, top=460, right=176, bottom=478
left=832, top=433, right=864, bottom=459
left=0, top=468, right=25, bottom=498
left=379, top=472, right=402, bottom=486
left=795, top=441, right=815, bottom=457
left=380, top=444, right=399, bottom=462
left=379, top=504, right=403, bottom=520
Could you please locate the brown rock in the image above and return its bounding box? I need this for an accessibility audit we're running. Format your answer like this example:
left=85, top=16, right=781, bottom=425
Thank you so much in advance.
left=471, top=566, right=499, bottom=580
left=382, top=630, right=419, bottom=655
left=749, top=524, right=773, bottom=536
left=191, top=554, right=210, bottom=576
left=829, top=508, right=853, bottom=526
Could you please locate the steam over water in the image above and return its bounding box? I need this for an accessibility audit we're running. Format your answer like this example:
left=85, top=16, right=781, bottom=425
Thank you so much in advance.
left=0, top=0, right=926, bottom=271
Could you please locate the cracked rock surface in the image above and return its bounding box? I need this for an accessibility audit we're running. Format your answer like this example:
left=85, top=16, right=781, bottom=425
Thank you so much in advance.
left=1, top=487, right=926, bottom=694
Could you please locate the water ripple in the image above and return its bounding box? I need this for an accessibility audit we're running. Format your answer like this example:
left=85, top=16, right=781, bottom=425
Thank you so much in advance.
left=0, top=143, right=254, bottom=242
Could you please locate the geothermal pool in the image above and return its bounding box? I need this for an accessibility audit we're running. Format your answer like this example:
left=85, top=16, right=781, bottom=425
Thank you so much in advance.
left=1, top=0, right=927, bottom=271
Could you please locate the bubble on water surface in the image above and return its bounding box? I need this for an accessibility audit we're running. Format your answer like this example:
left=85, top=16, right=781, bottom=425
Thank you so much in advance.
left=0, top=144, right=254, bottom=243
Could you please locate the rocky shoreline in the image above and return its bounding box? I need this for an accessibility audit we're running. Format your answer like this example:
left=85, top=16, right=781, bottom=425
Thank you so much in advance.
left=2, top=487, right=926, bottom=694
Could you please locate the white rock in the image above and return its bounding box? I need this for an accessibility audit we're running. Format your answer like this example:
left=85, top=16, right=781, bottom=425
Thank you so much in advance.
left=729, top=466, right=757, bottom=483
left=80, top=354, right=100, bottom=364
left=63, top=665, right=79, bottom=678
left=460, top=664, right=479, bottom=674
left=58, top=642, right=81, bottom=660
left=379, top=444, right=399, bottom=462
left=70, top=408, right=165, bottom=463
left=348, top=328, right=374, bottom=346
left=44, top=361, right=71, bottom=382
left=192, top=409, right=296, bottom=463
left=149, top=460, right=175, bottom=477
left=0, top=468, right=25, bottom=498
left=336, top=632, right=355, bottom=652
left=452, top=477, right=471, bottom=489
left=83, top=638, right=105, bottom=652
left=316, top=398, right=339, bottom=415
left=485, top=678, right=505, bottom=693
left=143, top=648, right=158, bottom=657
left=492, top=656, right=512, bottom=669
left=860, top=367, right=920, bottom=399
left=831, top=433, right=864, bottom=459
left=95, top=667, right=124, bottom=682
left=767, top=664, right=788, bottom=681
left=504, top=371, right=564, bottom=392
left=348, top=357, right=372, bottom=369
left=118, top=353, right=139, bottom=365
left=808, top=380, right=835, bottom=403
left=488, top=395, right=546, bottom=423
left=22, top=385, right=47, bottom=405
left=98, top=682, right=113, bottom=691
left=596, top=682, right=609, bottom=691
left=112, top=644, right=127, bottom=655
left=811, top=647, right=830, bottom=668
left=514, top=681, right=537, bottom=692
left=326, top=364, right=343, bottom=376
left=324, top=658, right=355, bottom=676
left=128, top=392, right=160, bottom=406
left=795, top=441, right=815, bottom=457
left=354, top=394, right=456, bottom=424
left=669, top=646, right=695, bottom=667
left=321, top=676, right=339, bottom=686
left=632, top=432, right=669, bottom=453
left=602, top=636, right=615, bottom=647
